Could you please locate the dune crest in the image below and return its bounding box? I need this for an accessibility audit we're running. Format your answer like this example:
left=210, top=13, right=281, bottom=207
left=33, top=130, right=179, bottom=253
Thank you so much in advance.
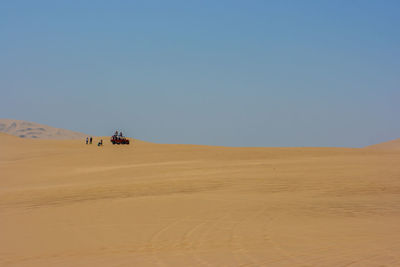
left=366, top=138, right=400, bottom=150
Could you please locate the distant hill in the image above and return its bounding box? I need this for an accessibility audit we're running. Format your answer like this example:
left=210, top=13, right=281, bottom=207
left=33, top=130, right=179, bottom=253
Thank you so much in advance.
left=0, top=119, right=87, bottom=140
left=366, top=138, right=400, bottom=150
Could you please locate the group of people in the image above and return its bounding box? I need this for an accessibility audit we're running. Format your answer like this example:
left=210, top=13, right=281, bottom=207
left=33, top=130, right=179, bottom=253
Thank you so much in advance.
left=85, top=136, right=103, bottom=146
left=85, top=137, right=92, bottom=144
left=114, top=131, right=123, bottom=137
left=112, top=131, right=124, bottom=141
left=110, top=130, right=130, bottom=144
left=85, top=131, right=127, bottom=146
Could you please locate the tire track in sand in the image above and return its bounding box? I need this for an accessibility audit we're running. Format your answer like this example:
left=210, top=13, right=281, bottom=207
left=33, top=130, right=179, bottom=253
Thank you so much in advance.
left=341, top=241, right=400, bottom=267
left=228, top=207, right=268, bottom=266
left=258, top=208, right=313, bottom=266
left=145, top=217, right=187, bottom=266
left=178, top=205, right=235, bottom=266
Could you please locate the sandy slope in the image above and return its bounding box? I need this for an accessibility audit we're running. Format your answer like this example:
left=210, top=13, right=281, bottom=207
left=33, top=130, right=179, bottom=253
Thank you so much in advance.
left=0, top=119, right=87, bottom=139
left=366, top=138, right=400, bottom=150
left=1, top=134, right=400, bottom=266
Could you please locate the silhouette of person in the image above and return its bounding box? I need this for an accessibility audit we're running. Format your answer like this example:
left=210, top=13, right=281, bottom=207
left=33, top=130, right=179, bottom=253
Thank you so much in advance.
left=86, top=137, right=88, bottom=145
left=90, top=137, right=92, bottom=144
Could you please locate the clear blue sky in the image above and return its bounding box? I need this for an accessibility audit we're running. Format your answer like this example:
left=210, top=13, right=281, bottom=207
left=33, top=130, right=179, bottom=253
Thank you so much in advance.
left=1, top=1, right=399, bottom=147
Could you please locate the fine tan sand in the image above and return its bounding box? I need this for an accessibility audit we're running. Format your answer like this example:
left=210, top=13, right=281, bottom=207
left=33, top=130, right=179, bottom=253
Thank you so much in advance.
left=0, top=119, right=87, bottom=139
left=1, top=132, right=400, bottom=266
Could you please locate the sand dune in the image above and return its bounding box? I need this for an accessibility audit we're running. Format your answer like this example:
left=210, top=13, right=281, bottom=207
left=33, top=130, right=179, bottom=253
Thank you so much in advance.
left=366, top=138, right=400, bottom=150
left=1, top=133, right=400, bottom=266
left=0, top=119, right=87, bottom=139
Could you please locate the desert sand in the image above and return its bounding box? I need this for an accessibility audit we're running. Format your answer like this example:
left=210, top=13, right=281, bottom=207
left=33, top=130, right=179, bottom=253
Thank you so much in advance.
left=1, top=132, right=400, bottom=266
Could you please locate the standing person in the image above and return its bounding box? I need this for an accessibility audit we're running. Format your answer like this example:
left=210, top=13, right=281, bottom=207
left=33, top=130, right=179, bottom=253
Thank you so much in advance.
left=90, top=137, right=92, bottom=144
left=86, top=137, right=88, bottom=144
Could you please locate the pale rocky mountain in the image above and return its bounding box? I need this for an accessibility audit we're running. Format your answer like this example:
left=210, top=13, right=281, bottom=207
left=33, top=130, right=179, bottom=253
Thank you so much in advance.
left=0, top=119, right=87, bottom=139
